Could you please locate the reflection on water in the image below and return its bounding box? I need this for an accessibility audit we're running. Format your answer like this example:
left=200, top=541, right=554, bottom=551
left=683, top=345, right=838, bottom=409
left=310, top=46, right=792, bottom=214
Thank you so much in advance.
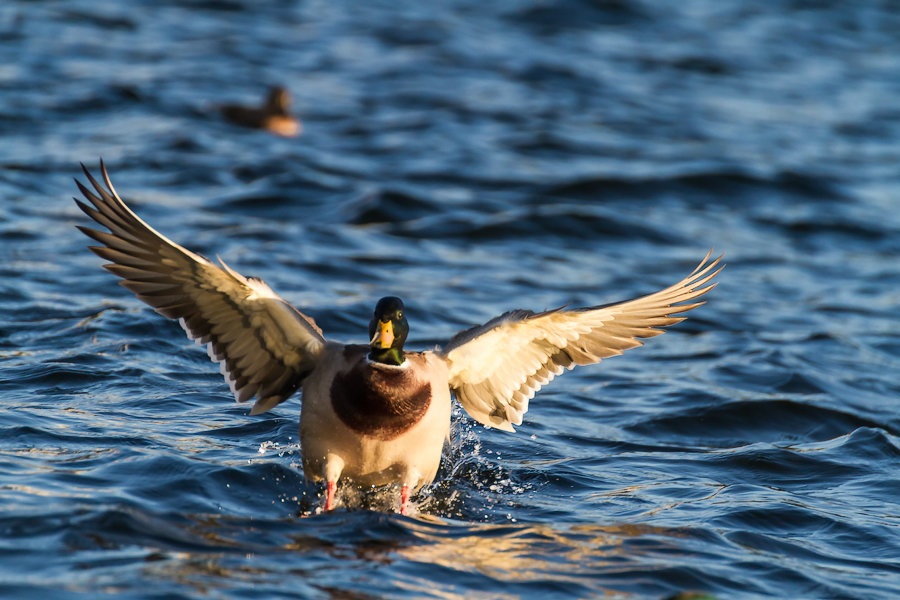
left=122, top=510, right=707, bottom=599
left=399, top=520, right=671, bottom=583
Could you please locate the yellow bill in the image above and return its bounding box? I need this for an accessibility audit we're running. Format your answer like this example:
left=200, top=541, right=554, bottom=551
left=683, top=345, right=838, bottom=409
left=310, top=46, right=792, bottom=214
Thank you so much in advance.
left=372, top=319, right=394, bottom=348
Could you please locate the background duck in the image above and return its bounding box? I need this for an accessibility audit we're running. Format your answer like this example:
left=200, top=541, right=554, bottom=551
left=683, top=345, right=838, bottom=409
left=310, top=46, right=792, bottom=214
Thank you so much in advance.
left=219, top=86, right=301, bottom=137
left=75, top=161, right=722, bottom=514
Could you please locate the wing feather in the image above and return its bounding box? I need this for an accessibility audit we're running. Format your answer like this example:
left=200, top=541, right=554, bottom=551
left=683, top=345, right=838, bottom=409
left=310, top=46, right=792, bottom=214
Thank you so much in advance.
left=75, top=161, right=325, bottom=414
left=442, top=251, right=723, bottom=431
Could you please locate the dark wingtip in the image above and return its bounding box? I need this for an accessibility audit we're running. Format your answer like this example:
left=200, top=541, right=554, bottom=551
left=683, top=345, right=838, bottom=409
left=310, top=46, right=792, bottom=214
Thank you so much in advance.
left=99, top=158, right=117, bottom=195
left=76, top=225, right=106, bottom=243
left=78, top=158, right=106, bottom=184
left=73, top=199, right=93, bottom=217
left=73, top=179, right=100, bottom=208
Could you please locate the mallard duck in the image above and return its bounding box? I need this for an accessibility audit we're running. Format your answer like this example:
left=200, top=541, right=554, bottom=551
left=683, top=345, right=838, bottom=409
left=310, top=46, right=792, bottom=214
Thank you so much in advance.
left=74, top=162, right=723, bottom=514
left=220, top=86, right=301, bottom=137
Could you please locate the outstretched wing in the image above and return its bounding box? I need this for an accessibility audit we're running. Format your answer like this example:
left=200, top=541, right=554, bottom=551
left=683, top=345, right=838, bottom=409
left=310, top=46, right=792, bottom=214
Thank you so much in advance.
left=75, top=161, right=326, bottom=415
left=441, top=251, right=723, bottom=431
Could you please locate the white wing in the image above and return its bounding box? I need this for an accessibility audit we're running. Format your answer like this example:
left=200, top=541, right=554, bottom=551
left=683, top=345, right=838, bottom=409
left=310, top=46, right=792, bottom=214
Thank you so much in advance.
left=441, top=251, right=723, bottom=431
left=75, top=161, right=326, bottom=415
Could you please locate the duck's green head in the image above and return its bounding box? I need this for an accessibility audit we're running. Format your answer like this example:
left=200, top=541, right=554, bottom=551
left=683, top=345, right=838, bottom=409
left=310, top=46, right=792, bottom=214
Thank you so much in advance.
left=368, top=296, right=408, bottom=365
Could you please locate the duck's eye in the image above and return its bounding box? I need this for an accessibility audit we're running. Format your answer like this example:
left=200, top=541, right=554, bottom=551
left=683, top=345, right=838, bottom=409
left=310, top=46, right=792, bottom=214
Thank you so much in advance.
left=397, top=311, right=403, bottom=319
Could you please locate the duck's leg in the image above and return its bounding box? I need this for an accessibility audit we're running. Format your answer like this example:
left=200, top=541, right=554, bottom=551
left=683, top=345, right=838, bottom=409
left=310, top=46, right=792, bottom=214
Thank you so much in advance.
left=325, top=481, right=337, bottom=511
left=400, top=484, right=410, bottom=515
left=398, top=468, right=423, bottom=515
left=323, top=453, right=344, bottom=512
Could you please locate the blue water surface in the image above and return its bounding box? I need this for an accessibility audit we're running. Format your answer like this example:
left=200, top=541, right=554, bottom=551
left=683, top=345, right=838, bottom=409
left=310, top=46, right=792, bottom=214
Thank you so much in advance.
left=1, top=1, right=899, bottom=599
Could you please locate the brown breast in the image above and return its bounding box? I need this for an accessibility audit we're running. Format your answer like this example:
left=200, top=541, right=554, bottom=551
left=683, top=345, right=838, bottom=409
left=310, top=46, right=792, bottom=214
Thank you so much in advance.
left=330, top=347, right=432, bottom=441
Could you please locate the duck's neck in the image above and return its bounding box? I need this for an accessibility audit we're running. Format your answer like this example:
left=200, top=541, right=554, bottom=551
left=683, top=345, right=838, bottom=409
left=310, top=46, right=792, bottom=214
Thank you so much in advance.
left=368, top=347, right=405, bottom=366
